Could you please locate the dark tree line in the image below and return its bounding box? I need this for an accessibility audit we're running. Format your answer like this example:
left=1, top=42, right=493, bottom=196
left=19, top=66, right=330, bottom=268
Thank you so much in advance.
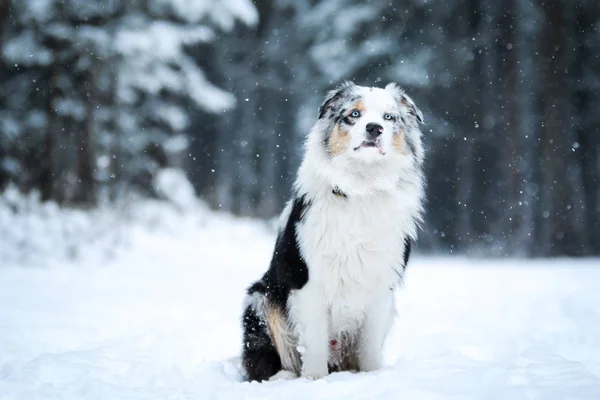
left=1, top=0, right=599, bottom=257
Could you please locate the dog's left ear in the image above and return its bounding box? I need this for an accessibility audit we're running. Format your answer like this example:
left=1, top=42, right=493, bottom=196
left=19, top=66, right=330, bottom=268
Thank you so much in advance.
left=385, top=83, right=424, bottom=124
left=318, top=81, right=356, bottom=119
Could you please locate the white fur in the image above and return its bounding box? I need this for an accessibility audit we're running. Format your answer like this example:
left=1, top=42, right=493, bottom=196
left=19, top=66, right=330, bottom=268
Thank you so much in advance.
left=277, top=200, right=293, bottom=233
left=357, top=289, right=395, bottom=371
left=288, top=280, right=329, bottom=378
left=285, top=84, right=425, bottom=378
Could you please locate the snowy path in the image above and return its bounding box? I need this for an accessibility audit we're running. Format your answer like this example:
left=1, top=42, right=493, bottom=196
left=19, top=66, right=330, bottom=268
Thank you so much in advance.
left=2, top=215, right=600, bottom=399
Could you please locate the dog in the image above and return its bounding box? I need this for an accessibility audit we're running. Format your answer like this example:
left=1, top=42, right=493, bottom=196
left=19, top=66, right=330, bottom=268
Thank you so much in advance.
left=241, top=81, right=425, bottom=381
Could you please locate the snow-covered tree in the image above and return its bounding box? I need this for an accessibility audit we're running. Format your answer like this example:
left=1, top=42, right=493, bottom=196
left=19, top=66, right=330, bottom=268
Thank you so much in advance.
left=108, top=0, right=257, bottom=197
left=0, top=0, right=257, bottom=203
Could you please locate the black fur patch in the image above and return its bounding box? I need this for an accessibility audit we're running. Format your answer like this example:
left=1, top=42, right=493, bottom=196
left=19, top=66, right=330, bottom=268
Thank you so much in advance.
left=318, top=90, right=344, bottom=120
left=242, top=305, right=281, bottom=382
left=341, top=116, right=355, bottom=126
left=402, top=237, right=412, bottom=269
left=241, top=195, right=311, bottom=381
left=263, top=195, right=310, bottom=308
left=332, top=187, right=348, bottom=198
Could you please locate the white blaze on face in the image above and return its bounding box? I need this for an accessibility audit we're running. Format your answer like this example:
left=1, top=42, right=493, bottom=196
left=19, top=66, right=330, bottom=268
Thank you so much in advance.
left=347, top=87, right=399, bottom=160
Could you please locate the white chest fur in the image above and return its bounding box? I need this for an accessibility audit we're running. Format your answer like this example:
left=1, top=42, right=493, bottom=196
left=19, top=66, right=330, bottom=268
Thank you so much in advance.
left=296, top=189, right=412, bottom=334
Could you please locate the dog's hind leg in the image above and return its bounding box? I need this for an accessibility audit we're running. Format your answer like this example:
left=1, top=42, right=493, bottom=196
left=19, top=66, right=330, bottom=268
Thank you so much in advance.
left=242, top=287, right=301, bottom=381
left=241, top=300, right=281, bottom=382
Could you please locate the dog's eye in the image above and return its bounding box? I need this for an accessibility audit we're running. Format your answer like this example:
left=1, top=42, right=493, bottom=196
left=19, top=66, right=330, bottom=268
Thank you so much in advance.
left=351, top=110, right=361, bottom=118
left=384, top=113, right=393, bottom=121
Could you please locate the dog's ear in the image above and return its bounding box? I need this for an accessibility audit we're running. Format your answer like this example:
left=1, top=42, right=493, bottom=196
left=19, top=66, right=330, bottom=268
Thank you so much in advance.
left=385, top=82, right=424, bottom=124
left=318, top=81, right=356, bottom=119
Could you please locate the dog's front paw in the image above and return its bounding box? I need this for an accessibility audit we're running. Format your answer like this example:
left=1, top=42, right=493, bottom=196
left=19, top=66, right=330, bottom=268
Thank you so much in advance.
left=301, top=361, right=328, bottom=380
left=298, top=345, right=328, bottom=380
left=302, top=370, right=328, bottom=380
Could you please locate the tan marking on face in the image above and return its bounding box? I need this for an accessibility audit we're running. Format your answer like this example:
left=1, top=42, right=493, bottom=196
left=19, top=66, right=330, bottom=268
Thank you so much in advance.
left=328, top=124, right=350, bottom=156
left=393, top=129, right=409, bottom=155
left=353, top=100, right=366, bottom=113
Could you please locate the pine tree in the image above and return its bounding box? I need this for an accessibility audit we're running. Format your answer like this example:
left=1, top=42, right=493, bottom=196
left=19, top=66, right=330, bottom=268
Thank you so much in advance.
left=0, top=0, right=257, bottom=204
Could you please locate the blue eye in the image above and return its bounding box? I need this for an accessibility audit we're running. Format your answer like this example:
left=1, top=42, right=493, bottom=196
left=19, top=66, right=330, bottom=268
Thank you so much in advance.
left=351, top=110, right=360, bottom=118
left=384, top=113, right=393, bottom=121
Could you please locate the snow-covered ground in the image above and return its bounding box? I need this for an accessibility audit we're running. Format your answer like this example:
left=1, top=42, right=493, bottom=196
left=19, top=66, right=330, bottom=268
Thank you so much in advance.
left=1, top=196, right=600, bottom=399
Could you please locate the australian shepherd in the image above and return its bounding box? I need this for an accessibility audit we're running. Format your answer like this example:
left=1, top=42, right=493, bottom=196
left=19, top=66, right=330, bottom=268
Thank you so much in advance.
left=241, top=81, right=425, bottom=381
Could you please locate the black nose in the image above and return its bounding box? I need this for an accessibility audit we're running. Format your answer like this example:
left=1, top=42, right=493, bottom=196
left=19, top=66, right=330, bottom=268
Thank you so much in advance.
left=366, top=123, right=383, bottom=138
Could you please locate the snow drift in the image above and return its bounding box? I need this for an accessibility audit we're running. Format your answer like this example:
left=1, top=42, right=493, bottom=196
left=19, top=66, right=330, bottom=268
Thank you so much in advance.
left=1, top=188, right=600, bottom=399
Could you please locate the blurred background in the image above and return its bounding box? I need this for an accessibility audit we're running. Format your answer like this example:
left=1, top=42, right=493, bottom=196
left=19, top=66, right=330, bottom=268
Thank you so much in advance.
left=0, top=0, right=599, bottom=258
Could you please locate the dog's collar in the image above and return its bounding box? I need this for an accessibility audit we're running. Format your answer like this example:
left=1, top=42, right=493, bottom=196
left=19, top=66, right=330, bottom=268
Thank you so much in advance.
left=332, top=187, right=348, bottom=198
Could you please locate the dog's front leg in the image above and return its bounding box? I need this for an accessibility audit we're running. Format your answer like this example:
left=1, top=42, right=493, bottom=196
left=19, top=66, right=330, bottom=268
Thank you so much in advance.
left=358, top=290, right=395, bottom=372
left=289, top=281, right=329, bottom=379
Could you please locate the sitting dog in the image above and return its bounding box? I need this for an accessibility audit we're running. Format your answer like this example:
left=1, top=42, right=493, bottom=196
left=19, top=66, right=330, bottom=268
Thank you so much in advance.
left=241, top=81, right=425, bottom=381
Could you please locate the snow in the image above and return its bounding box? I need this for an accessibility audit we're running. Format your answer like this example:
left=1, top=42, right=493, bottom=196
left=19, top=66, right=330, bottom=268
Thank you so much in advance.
left=25, top=0, right=54, bottom=23
left=115, top=23, right=215, bottom=59
left=116, top=22, right=236, bottom=113
left=1, top=195, right=600, bottom=399
left=153, top=168, right=198, bottom=210
left=2, top=31, right=53, bottom=66
left=149, top=0, right=258, bottom=28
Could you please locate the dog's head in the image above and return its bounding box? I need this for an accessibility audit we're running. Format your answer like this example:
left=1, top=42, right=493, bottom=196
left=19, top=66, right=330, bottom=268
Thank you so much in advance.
left=317, top=81, right=424, bottom=166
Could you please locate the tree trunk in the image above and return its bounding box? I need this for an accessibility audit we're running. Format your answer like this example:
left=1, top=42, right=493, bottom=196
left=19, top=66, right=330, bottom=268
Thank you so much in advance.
left=471, top=0, right=501, bottom=252
left=0, top=0, right=9, bottom=46
left=76, top=70, right=97, bottom=205
left=499, top=0, right=529, bottom=255
left=39, top=66, right=59, bottom=202
left=573, top=1, right=600, bottom=254
left=537, top=0, right=584, bottom=256
left=454, top=0, right=481, bottom=252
